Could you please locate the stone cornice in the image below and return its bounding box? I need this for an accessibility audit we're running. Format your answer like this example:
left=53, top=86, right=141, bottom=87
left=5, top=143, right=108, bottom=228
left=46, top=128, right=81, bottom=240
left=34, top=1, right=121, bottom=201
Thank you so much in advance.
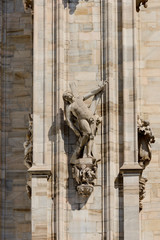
left=23, top=0, right=34, bottom=14
left=120, top=163, right=143, bottom=175
left=136, top=0, right=148, bottom=12
left=28, top=165, right=52, bottom=178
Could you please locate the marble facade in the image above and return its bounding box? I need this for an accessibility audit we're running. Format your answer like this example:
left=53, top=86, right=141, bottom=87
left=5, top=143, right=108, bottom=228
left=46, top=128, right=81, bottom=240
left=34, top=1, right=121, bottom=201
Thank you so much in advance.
left=0, top=0, right=160, bottom=240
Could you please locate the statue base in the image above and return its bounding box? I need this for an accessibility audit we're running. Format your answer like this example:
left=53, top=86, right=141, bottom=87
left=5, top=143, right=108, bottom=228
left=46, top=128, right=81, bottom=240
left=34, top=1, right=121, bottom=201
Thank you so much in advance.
left=77, top=184, right=94, bottom=196
left=71, top=157, right=98, bottom=196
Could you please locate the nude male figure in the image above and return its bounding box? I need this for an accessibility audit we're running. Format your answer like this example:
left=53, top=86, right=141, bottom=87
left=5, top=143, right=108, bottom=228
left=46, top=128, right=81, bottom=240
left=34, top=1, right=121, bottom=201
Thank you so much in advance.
left=63, top=82, right=106, bottom=159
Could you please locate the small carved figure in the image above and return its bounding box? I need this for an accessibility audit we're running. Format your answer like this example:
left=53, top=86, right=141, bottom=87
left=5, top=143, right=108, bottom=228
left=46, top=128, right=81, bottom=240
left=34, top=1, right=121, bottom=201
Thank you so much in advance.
left=23, top=0, right=33, bottom=14
left=138, top=116, right=155, bottom=210
left=24, top=114, right=33, bottom=169
left=138, top=117, right=155, bottom=169
left=24, top=114, right=33, bottom=199
left=136, top=0, right=148, bottom=12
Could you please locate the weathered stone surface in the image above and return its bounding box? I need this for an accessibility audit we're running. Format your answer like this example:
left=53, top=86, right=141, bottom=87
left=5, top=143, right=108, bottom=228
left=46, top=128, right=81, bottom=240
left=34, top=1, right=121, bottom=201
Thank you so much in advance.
left=0, top=0, right=33, bottom=239
left=1, top=0, right=160, bottom=240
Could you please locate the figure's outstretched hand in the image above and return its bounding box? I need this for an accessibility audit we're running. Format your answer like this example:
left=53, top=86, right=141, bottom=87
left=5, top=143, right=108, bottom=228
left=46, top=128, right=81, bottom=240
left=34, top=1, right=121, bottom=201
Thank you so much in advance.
left=98, top=80, right=108, bottom=89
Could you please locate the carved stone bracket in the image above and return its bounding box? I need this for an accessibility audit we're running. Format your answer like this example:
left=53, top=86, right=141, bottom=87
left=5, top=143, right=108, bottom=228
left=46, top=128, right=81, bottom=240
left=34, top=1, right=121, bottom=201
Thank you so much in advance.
left=136, top=0, right=148, bottom=12
left=71, top=158, right=98, bottom=196
left=139, top=176, right=148, bottom=211
left=24, top=113, right=33, bottom=198
left=23, top=0, right=34, bottom=14
left=138, top=117, right=155, bottom=210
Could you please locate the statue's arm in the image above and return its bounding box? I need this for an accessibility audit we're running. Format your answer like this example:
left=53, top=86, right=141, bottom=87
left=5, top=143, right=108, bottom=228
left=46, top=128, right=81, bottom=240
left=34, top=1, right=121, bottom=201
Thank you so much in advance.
left=65, top=105, right=80, bottom=137
left=83, top=81, right=107, bottom=101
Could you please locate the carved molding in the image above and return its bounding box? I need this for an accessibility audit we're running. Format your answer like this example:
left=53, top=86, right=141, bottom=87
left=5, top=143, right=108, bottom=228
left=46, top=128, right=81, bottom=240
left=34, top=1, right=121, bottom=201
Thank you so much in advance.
left=136, top=0, right=148, bottom=12
left=63, top=82, right=106, bottom=196
left=23, top=0, right=34, bottom=14
left=138, top=117, right=155, bottom=210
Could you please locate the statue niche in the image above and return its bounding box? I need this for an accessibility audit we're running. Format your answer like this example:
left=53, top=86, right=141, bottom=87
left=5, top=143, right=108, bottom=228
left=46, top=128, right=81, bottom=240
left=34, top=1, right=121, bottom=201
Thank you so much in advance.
left=63, top=82, right=106, bottom=196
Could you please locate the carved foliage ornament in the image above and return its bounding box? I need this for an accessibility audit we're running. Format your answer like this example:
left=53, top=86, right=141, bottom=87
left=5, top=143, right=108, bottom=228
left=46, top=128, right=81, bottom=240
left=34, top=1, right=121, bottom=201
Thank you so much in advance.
left=139, top=176, right=148, bottom=211
left=136, top=0, right=148, bottom=12
left=63, top=82, right=106, bottom=196
left=138, top=117, right=155, bottom=210
left=23, top=0, right=34, bottom=14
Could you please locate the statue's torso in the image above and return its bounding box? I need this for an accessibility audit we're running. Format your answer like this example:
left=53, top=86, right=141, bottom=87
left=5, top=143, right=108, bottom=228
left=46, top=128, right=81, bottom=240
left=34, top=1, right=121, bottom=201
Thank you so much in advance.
left=70, top=97, right=93, bottom=121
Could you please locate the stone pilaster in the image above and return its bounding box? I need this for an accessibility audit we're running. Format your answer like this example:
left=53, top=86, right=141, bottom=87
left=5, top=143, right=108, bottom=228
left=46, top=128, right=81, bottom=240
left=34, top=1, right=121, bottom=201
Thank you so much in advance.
left=120, top=0, right=141, bottom=238
left=32, top=0, right=66, bottom=239
left=28, top=167, right=52, bottom=240
left=103, top=1, right=119, bottom=239
left=32, top=0, right=56, bottom=239
left=123, top=172, right=140, bottom=240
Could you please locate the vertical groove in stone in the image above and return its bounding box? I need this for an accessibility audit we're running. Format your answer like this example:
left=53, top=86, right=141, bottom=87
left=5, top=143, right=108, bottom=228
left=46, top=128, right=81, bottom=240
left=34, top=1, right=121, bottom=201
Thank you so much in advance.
left=55, top=2, right=66, bottom=240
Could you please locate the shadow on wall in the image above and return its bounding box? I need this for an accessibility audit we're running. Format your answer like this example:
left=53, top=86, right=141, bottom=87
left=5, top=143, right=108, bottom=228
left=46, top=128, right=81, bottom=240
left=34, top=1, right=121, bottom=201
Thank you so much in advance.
left=62, top=0, right=89, bottom=14
left=48, top=108, right=89, bottom=210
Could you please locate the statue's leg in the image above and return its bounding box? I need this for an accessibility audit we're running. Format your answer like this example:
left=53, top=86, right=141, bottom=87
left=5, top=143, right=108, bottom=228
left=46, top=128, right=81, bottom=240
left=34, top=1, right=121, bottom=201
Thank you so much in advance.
left=87, top=117, right=97, bottom=158
left=77, top=119, right=92, bottom=157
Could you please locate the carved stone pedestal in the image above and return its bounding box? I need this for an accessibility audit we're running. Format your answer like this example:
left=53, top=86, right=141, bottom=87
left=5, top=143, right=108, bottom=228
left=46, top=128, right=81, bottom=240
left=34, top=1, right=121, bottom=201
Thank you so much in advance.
left=71, top=158, right=98, bottom=196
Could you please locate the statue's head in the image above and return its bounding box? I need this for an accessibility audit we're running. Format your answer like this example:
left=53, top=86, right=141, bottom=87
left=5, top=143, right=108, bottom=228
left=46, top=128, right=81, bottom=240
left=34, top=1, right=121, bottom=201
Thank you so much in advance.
left=63, top=91, right=74, bottom=103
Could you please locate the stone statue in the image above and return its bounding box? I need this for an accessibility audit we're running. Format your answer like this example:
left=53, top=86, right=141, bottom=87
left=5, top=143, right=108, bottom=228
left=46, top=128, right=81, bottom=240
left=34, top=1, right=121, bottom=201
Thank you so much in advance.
left=63, top=81, right=106, bottom=160
left=24, top=113, right=33, bottom=198
left=23, top=0, right=34, bottom=14
left=63, top=82, right=106, bottom=196
left=137, top=116, right=155, bottom=210
left=24, top=114, right=33, bottom=169
left=137, top=117, right=155, bottom=169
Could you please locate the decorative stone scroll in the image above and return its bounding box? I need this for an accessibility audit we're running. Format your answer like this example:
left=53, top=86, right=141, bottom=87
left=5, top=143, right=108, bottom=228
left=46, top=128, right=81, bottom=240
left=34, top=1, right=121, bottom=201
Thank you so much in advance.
left=136, top=0, right=148, bottom=12
left=23, top=0, right=34, bottom=14
left=63, top=82, right=106, bottom=196
left=138, top=117, right=155, bottom=210
left=24, top=113, right=33, bottom=198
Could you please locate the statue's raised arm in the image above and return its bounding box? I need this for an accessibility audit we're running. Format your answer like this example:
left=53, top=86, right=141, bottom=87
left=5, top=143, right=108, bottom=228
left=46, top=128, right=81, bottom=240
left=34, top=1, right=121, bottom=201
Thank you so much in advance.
left=83, top=81, right=107, bottom=101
